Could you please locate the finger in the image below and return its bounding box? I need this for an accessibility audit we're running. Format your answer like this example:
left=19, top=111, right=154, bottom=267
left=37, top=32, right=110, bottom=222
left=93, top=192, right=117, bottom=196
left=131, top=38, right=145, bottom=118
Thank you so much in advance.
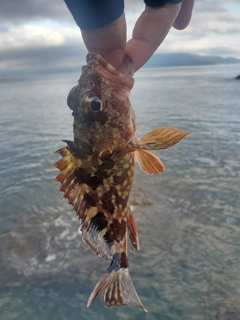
left=81, top=13, right=127, bottom=69
left=126, top=3, right=181, bottom=71
left=173, top=0, right=194, bottom=30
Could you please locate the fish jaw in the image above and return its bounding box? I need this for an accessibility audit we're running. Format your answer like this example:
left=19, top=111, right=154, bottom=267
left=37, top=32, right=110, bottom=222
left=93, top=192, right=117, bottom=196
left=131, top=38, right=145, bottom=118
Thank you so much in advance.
left=86, top=53, right=134, bottom=91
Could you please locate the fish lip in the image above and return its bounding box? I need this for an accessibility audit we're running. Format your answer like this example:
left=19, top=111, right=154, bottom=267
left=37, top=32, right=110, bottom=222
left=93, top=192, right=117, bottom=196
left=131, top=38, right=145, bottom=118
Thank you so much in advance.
left=86, top=52, right=134, bottom=90
left=86, top=52, right=113, bottom=70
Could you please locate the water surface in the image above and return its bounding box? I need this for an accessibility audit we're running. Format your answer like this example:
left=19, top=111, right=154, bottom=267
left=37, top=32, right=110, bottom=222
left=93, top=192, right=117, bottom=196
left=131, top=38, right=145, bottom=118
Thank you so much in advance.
left=0, top=64, right=240, bottom=320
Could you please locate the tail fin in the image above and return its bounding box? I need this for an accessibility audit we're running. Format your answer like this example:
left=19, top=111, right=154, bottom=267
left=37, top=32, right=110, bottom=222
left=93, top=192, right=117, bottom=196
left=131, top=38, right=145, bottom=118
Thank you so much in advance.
left=87, top=267, right=147, bottom=312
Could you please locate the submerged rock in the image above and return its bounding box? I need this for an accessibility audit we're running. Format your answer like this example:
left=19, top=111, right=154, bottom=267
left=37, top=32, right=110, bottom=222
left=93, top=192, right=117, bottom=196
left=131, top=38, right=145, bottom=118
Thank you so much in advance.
left=235, top=75, right=240, bottom=79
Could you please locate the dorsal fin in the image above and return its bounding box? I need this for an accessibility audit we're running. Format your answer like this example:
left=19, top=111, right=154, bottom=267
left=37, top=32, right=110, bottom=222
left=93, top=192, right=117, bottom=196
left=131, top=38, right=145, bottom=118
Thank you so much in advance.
left=53, top=142, right=87, bottom=220
left=53, top=141, right=112, bottom=261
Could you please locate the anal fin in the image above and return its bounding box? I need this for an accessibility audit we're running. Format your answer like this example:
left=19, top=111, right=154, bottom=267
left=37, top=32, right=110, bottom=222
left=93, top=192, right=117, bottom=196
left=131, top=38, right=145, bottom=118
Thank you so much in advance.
left=134, top=149, right=164, bottom=174
left=81, top=220, right=111, bottom=260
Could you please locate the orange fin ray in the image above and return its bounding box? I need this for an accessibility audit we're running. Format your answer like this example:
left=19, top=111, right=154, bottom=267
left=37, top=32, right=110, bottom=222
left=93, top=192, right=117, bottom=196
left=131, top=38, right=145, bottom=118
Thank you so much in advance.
left=87, top=268, right=147, bottom=312
left=54, top=146, right=70, bottom=157
left=52, top=156, right=73, bottom=171
left=58, top=171, right=76, bottom=193
left=134, top=149, right=165, bottom=174
left=127, top=210, right=139, bottom=251
left=139, top=126, right=189, bottom=150
left=53, top=141, right=87, bottom=220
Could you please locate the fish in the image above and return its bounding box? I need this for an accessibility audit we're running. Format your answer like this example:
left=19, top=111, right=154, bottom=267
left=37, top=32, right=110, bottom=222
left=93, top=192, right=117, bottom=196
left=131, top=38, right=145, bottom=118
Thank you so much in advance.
left=53, top=53, right=189, bottom=312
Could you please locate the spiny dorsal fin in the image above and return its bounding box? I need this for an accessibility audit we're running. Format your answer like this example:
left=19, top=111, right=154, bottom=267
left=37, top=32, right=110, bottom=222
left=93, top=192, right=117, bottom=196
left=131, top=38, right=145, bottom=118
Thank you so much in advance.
left=127, top=209, right=139, bottom=251
left=54, top=141, right=112, bottom=261
left=134, top=149, right=165, bottom=174
left=139, top=126, right=189, bottom=150
left=53, top=141, right=86, bottom=220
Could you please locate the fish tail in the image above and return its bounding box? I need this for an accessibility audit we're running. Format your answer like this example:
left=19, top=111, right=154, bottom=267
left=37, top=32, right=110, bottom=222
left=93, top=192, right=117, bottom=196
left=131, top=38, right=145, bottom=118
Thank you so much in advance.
left=87, top=256, right=147, bottom=312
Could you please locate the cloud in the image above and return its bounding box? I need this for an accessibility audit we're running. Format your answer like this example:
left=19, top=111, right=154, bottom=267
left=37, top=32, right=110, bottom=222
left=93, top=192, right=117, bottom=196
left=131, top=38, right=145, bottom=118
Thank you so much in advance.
left=0, top=21, right=86, bottom=75
left=0, top=41, right=87, bottom=75
left=0, top=25, right=65, bottom=49
left=0, top=0, right=70, bottom=24
left=155, top=1, right=240, bottom=58
left=0, top=0, right=240, bottom=76
left=189, top=10, right=240, bottom=35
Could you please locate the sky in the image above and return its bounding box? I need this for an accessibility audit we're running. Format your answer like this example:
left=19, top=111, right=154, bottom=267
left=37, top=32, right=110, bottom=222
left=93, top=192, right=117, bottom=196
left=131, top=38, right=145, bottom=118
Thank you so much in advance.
left=0, top=0, right=240, bottom=76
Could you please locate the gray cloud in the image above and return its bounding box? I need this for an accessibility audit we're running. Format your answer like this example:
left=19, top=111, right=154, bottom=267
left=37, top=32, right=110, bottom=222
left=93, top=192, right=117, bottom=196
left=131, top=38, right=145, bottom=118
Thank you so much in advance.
left=0, top=41, right=87, bottom=76
left=0, top=0, right=239, bottom=77
left=0, top=0, right=71, bottom=24
left=0, top=0, right=235, bottom=25
left=194, top=2, right=226, bottom=13
left=0, top=0, right=144, bottom=25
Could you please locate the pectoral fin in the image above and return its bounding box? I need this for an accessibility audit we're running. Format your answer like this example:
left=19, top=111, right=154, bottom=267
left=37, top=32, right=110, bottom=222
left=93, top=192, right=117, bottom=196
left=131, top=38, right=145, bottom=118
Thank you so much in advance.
left=139, top=126, right=189, bottom=150
left=134, top=149, right=164, bottom=174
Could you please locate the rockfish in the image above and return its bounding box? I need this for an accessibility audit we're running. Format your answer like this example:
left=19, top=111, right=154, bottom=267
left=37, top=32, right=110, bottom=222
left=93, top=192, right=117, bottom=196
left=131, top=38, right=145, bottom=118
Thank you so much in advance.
left=53, top=53, right=189, bottom=312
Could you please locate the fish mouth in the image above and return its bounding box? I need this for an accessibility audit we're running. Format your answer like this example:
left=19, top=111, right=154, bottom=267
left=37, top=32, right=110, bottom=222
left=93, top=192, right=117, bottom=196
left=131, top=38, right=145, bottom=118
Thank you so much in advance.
left=86, top=52, right=134, bottom=91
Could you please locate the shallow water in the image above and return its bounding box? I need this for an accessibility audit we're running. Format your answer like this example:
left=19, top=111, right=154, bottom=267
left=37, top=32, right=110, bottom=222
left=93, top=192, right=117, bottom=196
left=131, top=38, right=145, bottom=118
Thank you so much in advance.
left=0, top=64, right=240, bottom=320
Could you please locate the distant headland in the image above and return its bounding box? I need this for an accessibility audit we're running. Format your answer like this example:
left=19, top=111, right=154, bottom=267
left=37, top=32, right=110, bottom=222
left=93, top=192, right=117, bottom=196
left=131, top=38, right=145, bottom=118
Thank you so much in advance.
left=143, top=53, right=240, bottom=68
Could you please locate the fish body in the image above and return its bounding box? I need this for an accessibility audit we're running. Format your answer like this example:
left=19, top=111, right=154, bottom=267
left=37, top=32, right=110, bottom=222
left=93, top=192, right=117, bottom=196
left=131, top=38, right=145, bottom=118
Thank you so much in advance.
left=53, top=53, right=189, bottom=312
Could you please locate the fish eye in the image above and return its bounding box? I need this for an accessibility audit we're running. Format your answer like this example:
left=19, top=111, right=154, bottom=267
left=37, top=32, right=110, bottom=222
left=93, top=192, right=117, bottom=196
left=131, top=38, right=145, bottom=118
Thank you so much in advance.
left=88, top=97, right=102, bottom=112
left=67, top=85, right=80, bottom=111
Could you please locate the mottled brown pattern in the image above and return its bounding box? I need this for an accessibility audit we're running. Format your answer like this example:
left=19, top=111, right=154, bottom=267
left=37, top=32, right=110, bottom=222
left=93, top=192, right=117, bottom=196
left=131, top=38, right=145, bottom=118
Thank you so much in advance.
left=90, top=211, right=108, bottom=231
left=101, top=189, right=115, bottom=214
left=82, top=193, right=97, bottom=208
left=115, top=192, right=129, bottom=208
left=113, top=170, right=129, bottom=185
left=104, top=219, right=126, bottom=244
left=75, top=168, right=102, bottom=190
left=120, top=251, right=128, bottom=268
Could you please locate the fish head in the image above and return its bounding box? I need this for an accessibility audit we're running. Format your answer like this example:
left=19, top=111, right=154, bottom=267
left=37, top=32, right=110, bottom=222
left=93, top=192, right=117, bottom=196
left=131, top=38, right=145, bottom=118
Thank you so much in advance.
left=67, top=53, right=136, bottom=155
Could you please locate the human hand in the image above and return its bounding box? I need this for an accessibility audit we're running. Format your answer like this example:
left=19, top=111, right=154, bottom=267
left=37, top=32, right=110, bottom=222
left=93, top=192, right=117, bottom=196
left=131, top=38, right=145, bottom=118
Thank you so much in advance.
left=69, top=0, right=194, bottom=72
left=126, top=0, right=194, bottom=71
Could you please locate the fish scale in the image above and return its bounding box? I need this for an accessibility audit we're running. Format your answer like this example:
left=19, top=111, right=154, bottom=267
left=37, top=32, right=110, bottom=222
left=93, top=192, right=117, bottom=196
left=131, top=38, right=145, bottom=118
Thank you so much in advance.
left=53, top=52, right=189, bottom=312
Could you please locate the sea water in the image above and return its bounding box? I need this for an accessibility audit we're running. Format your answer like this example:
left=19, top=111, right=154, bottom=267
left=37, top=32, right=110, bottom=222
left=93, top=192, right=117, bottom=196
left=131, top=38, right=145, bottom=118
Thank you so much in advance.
left=0, top=64, right=240, bottom=320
